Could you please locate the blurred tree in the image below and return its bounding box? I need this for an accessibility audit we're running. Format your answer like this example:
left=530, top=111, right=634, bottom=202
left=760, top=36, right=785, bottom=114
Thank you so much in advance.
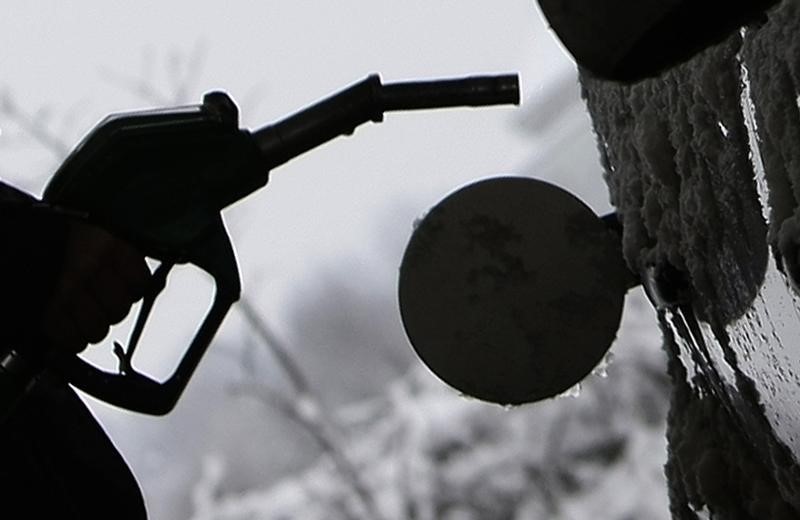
left=0, top=46, right=673, bottom=519
left=197, top=292, right=672, bottom=520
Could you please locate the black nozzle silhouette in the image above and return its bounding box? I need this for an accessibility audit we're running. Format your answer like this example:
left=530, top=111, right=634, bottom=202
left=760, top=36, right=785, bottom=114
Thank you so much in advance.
left=255, top=74, right=519, bottom=170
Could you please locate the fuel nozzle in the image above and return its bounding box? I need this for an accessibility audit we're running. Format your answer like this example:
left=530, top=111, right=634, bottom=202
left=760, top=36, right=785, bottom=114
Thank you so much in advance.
left=254, top=74, right=520, bottom=170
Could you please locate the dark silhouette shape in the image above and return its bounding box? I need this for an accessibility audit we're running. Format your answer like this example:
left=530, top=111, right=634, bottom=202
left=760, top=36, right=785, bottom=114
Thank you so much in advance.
left=0, top=182, right=148, bottom=517
left=398, top=177, right=633, bottom=403
left=538, top=0, right=778, bottom=82
left=0, top=73, right=520, bottom=419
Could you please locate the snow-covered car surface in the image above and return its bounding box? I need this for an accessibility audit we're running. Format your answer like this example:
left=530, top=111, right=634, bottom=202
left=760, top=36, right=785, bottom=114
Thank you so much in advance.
left=582, top=1, right=800, bottom=515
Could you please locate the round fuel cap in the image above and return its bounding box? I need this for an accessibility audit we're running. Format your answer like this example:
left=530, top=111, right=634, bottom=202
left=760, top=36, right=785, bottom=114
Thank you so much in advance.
left=398, top=176, right=629, bottom=404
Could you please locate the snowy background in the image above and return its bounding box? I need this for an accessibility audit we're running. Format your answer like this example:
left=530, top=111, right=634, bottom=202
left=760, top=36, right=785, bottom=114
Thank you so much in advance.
left=1, top=1, right=669, bottom=518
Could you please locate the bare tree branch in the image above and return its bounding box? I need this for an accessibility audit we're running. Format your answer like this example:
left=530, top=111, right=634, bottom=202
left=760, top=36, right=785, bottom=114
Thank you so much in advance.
left=234, top=294, right=390, bottom=520
left=238, top=297, right=313, bottom=397
left=98, top=66, right=172, bottom=106
left=231, top=380, right=386, bottom=520
left=170, top=41, right=207, bottom=105
left=0, top=89, right=70, bottom=159
left=100, top=43, right=207, bottom=106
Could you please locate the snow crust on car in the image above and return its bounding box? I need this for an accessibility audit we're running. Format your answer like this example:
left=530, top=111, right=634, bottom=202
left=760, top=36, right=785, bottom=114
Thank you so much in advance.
left=580, top=1, right=800, bottom=516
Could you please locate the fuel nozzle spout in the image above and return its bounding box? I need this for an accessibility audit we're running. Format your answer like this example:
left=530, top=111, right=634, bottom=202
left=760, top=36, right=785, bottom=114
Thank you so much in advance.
left=254, top=73, right=520, bottom=170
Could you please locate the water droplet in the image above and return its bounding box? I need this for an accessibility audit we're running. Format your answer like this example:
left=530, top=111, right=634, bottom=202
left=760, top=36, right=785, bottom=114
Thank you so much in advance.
left=457, top=392, right=478, bottom=402
left=556, top=382, right=582, bottom=399
left=412, top=210, right=429, bottom=230
left=691, top=504, right=712, bottom=520
left=592, top=351, right=615, bottom=378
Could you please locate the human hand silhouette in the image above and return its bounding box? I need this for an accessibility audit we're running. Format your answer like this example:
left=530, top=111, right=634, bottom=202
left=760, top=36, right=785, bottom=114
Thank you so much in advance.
left=41, top=219, right=151, bottom=353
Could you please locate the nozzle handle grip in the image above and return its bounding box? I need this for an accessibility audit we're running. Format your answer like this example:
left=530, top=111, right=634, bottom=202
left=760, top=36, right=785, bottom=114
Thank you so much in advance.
left=58, top=216, right=240, bottom=415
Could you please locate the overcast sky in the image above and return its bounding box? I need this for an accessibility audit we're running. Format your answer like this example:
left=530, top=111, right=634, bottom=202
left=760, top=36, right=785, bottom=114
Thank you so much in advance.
left=1, top=2, right=614, bottom=514
left=2, top=0, right=609, bottom=367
